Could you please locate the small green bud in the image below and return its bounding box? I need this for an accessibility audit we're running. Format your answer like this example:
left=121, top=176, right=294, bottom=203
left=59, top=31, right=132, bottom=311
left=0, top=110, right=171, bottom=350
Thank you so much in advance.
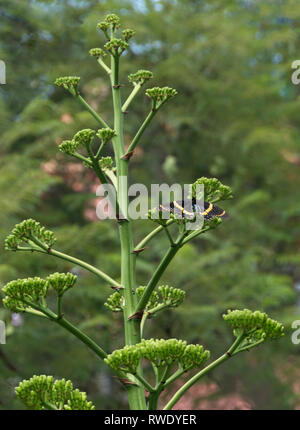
left=54, top=76, right=80, bottom=95
left=73, top=129, right=95, bottom=148
left=104, top=292, right=124, bottom=312
left=58, top=140, right=78, bottom=155
left=122, top=29, right=135, bottom=41
left=128, top=70, right=153, bottom=85
left=4, top=234, right=19, bottom=251
left=46, top=272, right=77, bottom=297
left=96, top=127, right=116, bottom=143
left=89, top=48, right=107, bottom=58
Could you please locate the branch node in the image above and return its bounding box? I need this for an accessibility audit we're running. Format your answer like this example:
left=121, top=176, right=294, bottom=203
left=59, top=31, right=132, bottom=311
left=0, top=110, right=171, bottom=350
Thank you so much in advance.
left=132, top=247, right=146, bottom=255
left=128, top=310, right=144, bottom=320
left=110, top=285, right=124, bottom=291
left=116, top=377, right=139, bottom=387
left=121, top=150, right=134, bottom=161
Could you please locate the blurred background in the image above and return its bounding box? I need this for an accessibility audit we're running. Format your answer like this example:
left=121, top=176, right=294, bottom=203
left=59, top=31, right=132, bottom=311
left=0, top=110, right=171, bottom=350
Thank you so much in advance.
left=1, top=0, right=300, bottom=410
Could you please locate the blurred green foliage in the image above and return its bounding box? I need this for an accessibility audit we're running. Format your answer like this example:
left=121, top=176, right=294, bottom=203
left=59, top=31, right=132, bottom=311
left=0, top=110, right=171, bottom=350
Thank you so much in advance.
left=1, top=0, right=300, bottom=410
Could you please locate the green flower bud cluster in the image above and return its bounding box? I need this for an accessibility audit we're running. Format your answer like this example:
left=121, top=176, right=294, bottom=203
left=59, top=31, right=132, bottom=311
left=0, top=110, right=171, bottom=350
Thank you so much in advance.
left=158, top=286, right=185, bottom=308
left=180, top=344, right=210, bottom=369
left=146, top=87, right=178, bottom=107
left=5, top=219, right=56, bottom=251
left=15, top=375, right=95, bottom=410
left=73, top=128, right=95, bottom=148
left=2, top=277, right=48, bottom=312
left=122, top=29, right=135, bottom=41
left=58, top=140, right=78, bottom=155
left=140, top=338, right=188, bottom=367
left=46, top=272, right=77, bottom=297
left=54, top=76, right=80, bottom=95
left=105, top=339, right=210, bottom=374
left=2, top=272, right=77, bottom=312
left=104, top=292, right=124, bottom=312
left=128, top=70, right=153, bottom=85
left=223, top=309, right=284, bottom=340
left=136, top=287, right=159, bottom=310
left=191, top=177, right=233, bottom=203
left=99, top=156, right=114, bottom=170
left=89, top=48, right=107, bottom=58
left=96, top=127, right=116, bottom=143
left=104, top=13, right=121, bottom=29
left=203, top=216, right=222, bottom=230
left=104, top=345, right=141, bottom=374
left=104, top=38, right=128, bottom=56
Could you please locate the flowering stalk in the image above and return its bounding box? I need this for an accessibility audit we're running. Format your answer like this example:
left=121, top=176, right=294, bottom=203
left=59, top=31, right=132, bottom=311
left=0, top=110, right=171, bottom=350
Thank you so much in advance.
left=2, top=14, right=286, bottom=411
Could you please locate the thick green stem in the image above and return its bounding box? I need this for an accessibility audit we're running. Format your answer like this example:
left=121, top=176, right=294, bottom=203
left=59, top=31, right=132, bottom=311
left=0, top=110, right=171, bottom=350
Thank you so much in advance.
left=125, top=109, right=157, bottom=155
left=110, top=53, right=146, bottom=410
left=135, top=238, right=183, bottom=313
left=76, top=94, right=109, bottom=128
left=122, top=82, right=142, bottom=112
left=163, top=353, right=230, bottom=410
left=56, top=316, right=108, bottom=360
left=163, top=333, right=246, bottom=410
left=27, top=240, right=121, bottom=288
left=134, top=220, right=175, bottom=251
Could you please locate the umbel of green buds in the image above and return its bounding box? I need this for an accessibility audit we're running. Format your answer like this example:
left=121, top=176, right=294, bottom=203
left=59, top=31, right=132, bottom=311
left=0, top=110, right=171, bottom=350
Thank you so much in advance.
left=191, top=177, right=233, bottom=203
left=103, top=13, right=121, bottom=30
left=96, top=127, right=116, bottom=143
left=46, top=272, right=77, bottom=297
left=15, top=375, right=95, bottom=410
left=104, top=39, right=128, bottom=56
left=2, top=277, right=48, bottom=312
left=122, top=29, right=135, bottom=41
left=223, top=309, right=285, bottom=340
left=146, top=87, right=178, bottom=108
left=158, top=286, right=185, bottom=308
left=89, top=48, right=107, bottom=58
left=5, top=219, right=56, bottom=251
left=73, top=129, right=95, bottom=148
left=105, top=338, right=210, bottom=374
left=59, top=140, right=78, bottom=155
left=54, top=76, right=80, bottom=95
left=99, top=156, right=114, bottom=170
left=128, top=70, right=153, bottom=85
left=104, top=292, right=124, bottom=312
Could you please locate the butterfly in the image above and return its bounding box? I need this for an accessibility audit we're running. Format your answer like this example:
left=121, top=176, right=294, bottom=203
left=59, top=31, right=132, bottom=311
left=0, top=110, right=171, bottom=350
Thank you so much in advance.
left=158, top=198, right=228, bottom=220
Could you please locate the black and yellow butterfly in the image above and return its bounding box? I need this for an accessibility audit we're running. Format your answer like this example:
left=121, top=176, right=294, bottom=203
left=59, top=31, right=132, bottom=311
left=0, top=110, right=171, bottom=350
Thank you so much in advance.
left=158, top=198, right=228, bottom=220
